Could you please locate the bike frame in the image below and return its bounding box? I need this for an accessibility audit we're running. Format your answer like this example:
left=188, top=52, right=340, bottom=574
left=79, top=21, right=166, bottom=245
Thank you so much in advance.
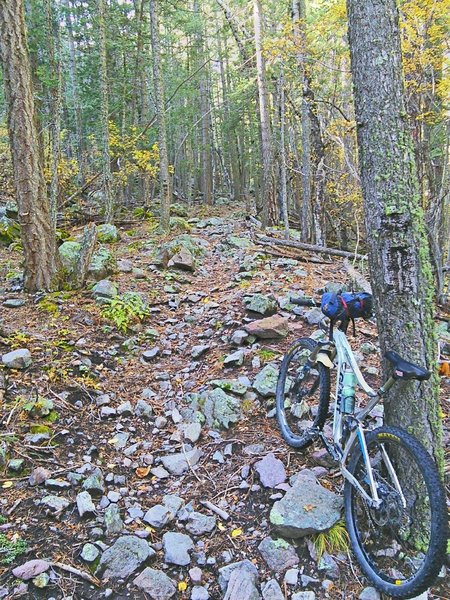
left=324, top=328, right=403, bottom=509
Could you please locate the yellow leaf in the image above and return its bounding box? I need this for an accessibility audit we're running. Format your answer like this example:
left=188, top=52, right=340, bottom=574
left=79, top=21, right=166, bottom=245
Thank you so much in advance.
left=178, top=581, right=187, bottom=591
left=231, top=528, right=243, bottom=538
left=2, top=481, right=13, bottom=489
left=217, top=522, right=226, bottom=532
left=303, top=504, right=316, bottom=512
left=135, top=466, right=151, bottom=478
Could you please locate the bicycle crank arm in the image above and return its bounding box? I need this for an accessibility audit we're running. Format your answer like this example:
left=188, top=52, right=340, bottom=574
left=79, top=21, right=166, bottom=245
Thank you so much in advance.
left=319, top=432, right=341, bottom=461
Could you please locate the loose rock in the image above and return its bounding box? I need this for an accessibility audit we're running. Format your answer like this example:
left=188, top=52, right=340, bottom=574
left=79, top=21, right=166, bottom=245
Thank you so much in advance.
left=258, top=537, right=299, bottom=572
left=133, top=568, right=176, bottom=599
left=96, top=535, right=154, bottom=580
left=12, top=560, right=50, bottom=581
left=162, top=531, right=194, bottom=566
left=254, top=453, right=286, bottom=488
left=2, top=349, right=32, bottom=370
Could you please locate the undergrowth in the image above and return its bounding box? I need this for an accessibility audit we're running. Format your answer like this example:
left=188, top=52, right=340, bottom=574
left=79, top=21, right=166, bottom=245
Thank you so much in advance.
left=313, top=520, right=349, bottom=560
left=0, top=534, right=28, bottom=565
left=101, top=292, right=149, bottom=332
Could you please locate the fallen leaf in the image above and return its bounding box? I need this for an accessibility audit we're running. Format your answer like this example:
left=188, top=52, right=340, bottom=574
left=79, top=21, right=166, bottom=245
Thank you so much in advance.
left=303, top=504, right=316, bottom=512
left=217, top=522, right=226, bottom=532
left=178, top=581, right=187, bottom=591
left=135, top=466, right=151, bottom=478
left=2, top=481, right=13, bottom=489
left=231, top=528, right=243, bottom=538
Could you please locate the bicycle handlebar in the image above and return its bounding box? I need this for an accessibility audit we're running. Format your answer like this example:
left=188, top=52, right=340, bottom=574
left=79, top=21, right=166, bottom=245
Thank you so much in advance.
left=290, top=296, right=319, bottom=307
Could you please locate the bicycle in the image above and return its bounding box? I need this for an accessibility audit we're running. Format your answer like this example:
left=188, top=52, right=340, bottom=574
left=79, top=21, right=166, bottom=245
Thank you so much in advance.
left=275, top=292, right=448, bottom=598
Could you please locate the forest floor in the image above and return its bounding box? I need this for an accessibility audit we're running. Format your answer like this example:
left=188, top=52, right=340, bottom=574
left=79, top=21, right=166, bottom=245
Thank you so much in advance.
left=0, top=204, right=448, bottom=600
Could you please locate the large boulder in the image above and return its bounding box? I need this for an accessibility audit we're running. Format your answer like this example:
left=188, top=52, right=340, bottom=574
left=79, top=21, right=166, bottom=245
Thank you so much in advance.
left=270, top=472, right=342, bottom=538
left=244, top=294, right=277, bottom=316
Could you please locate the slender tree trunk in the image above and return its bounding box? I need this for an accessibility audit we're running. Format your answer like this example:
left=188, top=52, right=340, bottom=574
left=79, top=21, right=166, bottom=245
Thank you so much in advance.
left=277, top=72, right=289, bottom=239
left=64, top=0, right=87, bottom=186
left=253, top=0, right=277, bottom=227
left=149, top=0, right=171, bottom=229
left=45, top=0, right=62, bottom=231
left=98, top=0, right=113, bottom=223
left=346, top=0, right=443, bottom=467
left=0, top=0, right=59, bottom=291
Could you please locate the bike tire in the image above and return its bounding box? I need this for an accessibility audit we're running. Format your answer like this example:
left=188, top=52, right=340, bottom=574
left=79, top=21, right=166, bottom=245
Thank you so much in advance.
left=344, top=425, right=448, bottom=598
left=276, top=337, right=331, bottom=448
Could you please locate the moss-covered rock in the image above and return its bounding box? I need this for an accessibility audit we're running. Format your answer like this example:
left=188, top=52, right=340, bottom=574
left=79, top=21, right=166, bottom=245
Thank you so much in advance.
left=97, top=223, right=120, bottom=243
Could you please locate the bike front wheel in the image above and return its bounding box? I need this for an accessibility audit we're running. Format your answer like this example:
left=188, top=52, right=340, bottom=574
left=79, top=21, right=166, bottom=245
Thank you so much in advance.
left=276, top=337, right=330, bottom=448
left=344, top=426, right=448, bottom=598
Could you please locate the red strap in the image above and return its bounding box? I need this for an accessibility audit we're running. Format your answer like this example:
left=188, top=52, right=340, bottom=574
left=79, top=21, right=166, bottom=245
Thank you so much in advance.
left=340, top=296, right=349, bottom=315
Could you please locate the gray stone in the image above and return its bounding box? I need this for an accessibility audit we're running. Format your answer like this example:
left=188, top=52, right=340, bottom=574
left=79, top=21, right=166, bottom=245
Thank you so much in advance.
left=191, top=586, right=209, bottom=600
left=244, top=294, right=277, bottom=316
left=244, top=315, right=289, bottom=339
left=292, top=593, right=316, bottom=600
left=92, top=279, right=118, bottom=299
left=223, top=567, right=260, bottom=600
left=101, top=406, right=117, bottom=419
left=110, top=431, right=129, bottom=450
left=189, top=567, right=203, bottom=584
left=143, top=347, right=161, bottom=361
left=203, top=388, right=241, bottom=429
left=89, top=247, right=116, bottom=281
left=97, top=535, right=153, bottom=580
left=160, top=447, right=202, bottom=476
left=83, top=468, right=105, bottom=495
left=163, top=531, right=194, bottom=566
left=230, top=329, right=249, bottom=345
left=178, top=422, right=202, bottom=443
left=185, top=512, right=216, bottom=535
left=107, top=490, right=121, bottom=503
left=223, top=350, right=245, bottom=367
left=2, top=349, right=32, bottom=370
left=3, top=299, right=25, bottom=308
left=262, top=579, right=284, bottom=600
left=168, top=247, right=195, bottom=271
left=151, top=466, right=170, bottom=479
left=135, top=399, right=153, bottom=419
left=117, top=401, right=133, bottom=416
left=117, top=259, right=133, bottom=272
left=104, top=504, right=123, bottom=535
left=77, top=491, right=96, bottom=517
left=359, top=587, right=381, bottom=600
left=133, top=568, right=176, bottom=599
left=191, top=345, right=210, bottom=359
left=318, top=552, right=340, bottom=580
left=218, top=560, right=259, bottom=592
left=8, top=458, right=24, bottom=472
left=255, top=453, right=286, bottom=488
left=143, top=505, right=173, bottom=529
left=80, top=543, right=100, bottom=562
left=12, top=560, right=50, bottom=581
left=210, top=379, right=248, bottom=396
left=253, top=364, right=279, bottom=398
left=258, top=537, right=299, bottom=572
left=270, top=475, right=342, bottom=537
left=284, top=568, right=299, bottom=585
left=41, top=495, right=70, bottom=513
left=227, top=235, right=252, bottom=249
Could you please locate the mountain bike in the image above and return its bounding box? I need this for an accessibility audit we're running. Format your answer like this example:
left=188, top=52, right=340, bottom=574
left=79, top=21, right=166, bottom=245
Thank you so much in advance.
left=275, top=293, right=448, bottom=598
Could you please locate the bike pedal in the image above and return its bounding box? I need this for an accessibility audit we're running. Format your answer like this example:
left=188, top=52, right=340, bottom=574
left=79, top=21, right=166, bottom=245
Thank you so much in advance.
left=319, top=432, right=340, bottom=461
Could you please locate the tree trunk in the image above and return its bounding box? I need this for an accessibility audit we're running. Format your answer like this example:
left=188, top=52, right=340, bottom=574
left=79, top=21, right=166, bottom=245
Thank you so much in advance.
left=64, top=0, right=87, bottom=186
left=98, top=0, right=114, bottom=223
left=0, top=0, right=59, bottom=292
left=45, top=0, right=62, bottom=231
left=253, top=0, right=277, bottom=227
left=149, top=0, right=171, bottom=230
left=346, top=0, right=443, bottom=467
left=277, top=72, right=289, bottom=239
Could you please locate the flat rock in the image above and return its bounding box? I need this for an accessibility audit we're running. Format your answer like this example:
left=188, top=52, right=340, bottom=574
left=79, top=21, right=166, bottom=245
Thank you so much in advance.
left=253, top=364, right=280, bottom=398
left=218, top=560, right=259, bottom=592
left=244, top=315, right=289, bottom=339
left=2, top=349, right=32, bottom=369
left=191, top=344, right=210, bottom=359
left=92, top=279, right=118, bottom=299
left=292, top=593, right=316, bottom=600
left=270, top=475, right=342, bottom=538
left=177, top=422, right=202, bottom=443
left=82, top=467, right=105, bottom=496
left=185, top=512, right=216, bottom=536
left=359, top=587, right=381, bottom=600
left=262, top=579, right=284, bottom=600
left=254, top=453, right=286, bottom=488
left=3, top=299, right=25, bottom=308
left=223, top=350, right=245, bottom=367
left=210, top=379, right=248, bottom=396
left=244, top=294, right=277, bottom=316
left=160, top=448, right=202, bottom=476
left=41, top=495, right=70, bottom=513
left=97, top=535, right=153, bottom=580
left=76, top=491, right=96, bottom=517
left=143, top=504, right=173, bottom=529
left=12, top=560, right=50, bottom=581
left=258, top=537, right=299, bottom=572
left=133, top=568, right=176, bottom=599
left=80, top=543, right=100, bottom=562
left=29, top=467, right=51, bottom=486
left=104, top=504, right=123, bottom=535
left=223, top=566, right=260, bottom=600
left=134, top=399, right=153, bottom=419
left=162, top=531, right=194, bottom=566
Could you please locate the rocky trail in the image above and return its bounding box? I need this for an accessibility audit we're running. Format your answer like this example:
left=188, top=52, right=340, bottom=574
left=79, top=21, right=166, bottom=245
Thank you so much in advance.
left=0, top=206, right=448, bottom=600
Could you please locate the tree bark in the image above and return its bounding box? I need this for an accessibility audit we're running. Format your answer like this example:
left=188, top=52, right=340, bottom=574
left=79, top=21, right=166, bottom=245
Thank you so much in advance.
left=346, top=0, right=443, bottom=467
left=98, top=0, right=114, bottom=223
left=0, top=0, right=60, bottom=292
left=253, top=0, right=277, bottom=227
left=149, top=0, right=171, bottom=230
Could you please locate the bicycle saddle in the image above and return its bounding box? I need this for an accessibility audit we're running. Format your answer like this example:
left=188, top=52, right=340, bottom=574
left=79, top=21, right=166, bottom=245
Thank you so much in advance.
left=385, top=351, right=431, bottom=381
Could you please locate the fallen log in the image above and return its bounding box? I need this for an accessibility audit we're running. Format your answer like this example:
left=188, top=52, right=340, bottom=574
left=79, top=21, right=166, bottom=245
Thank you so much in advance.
left=255, top=234, right=367, bottom=260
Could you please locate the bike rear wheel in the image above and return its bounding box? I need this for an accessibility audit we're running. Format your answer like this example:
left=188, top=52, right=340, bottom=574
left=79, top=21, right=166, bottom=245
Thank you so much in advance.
left=276, top=337, right=330, bottom=448
left=344, top=426, right=447, bottom=598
